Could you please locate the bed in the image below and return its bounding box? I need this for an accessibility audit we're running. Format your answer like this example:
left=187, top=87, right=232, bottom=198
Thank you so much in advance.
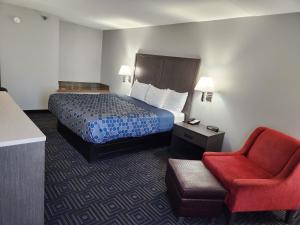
left=49, top=93, right=176, bottom=144
left=49, top=53, right=200, bottom=161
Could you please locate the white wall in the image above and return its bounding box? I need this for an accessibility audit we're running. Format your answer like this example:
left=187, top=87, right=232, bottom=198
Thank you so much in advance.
left=0, top=3, right=103, bottom=109
left=0, top=3, right=59, bottom=110
left=59, top=21, right=102, bottom=82
left=101, top=13, right=300, bottom=151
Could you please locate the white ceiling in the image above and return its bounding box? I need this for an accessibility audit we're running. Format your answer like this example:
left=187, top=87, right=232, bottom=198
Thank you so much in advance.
left=1, top=0, right=300, bottom=30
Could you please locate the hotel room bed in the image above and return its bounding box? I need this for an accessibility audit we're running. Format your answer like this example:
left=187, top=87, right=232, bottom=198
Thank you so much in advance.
left=49, top=53, right=200, bottom=161
left=49, top=93, right=175, bottom=144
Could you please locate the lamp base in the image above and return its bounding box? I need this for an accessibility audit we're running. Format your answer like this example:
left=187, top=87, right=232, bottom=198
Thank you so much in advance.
left=206, top=92, right=213, bottom=102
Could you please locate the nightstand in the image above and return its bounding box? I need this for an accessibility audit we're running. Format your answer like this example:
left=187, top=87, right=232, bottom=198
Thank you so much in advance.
left=170, top=122, right=225, bottom=159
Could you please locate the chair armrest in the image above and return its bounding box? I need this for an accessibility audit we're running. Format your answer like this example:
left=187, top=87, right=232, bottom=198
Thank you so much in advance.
left=235, top=162, right=300, bottom=187
left=285, top=162, right=300, bottom=189
left=228, top=178, right=300, bottom=212
left=203, top=150, right=242, bottom=157
left=232, top=178, right=282, bottom=188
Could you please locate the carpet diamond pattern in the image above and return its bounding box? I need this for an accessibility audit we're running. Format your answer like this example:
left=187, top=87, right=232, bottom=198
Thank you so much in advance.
left=27, top=113, right=298, bottom=225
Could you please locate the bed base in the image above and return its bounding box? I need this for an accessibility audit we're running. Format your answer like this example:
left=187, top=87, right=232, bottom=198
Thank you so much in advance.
left=57, top=120, right=172, bottom=162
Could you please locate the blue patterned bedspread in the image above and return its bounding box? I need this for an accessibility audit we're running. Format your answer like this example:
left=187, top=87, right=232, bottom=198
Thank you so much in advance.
left=48, top=93, right=174, bottom=144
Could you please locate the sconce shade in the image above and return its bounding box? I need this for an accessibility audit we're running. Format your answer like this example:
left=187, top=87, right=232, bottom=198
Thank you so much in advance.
left=118, top=65, right=132, bottom=76
left=195, top=76, right=215, bottom=92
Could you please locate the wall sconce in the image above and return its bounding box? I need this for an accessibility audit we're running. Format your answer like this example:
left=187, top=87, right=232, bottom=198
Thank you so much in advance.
left=118, top=65, right=133, bottom=83
left=194, top=76, right=215, bottom=102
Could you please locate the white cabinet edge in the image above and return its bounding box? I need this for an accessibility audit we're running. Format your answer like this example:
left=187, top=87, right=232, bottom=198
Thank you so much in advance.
left=0, top=91, right=46, bottom=147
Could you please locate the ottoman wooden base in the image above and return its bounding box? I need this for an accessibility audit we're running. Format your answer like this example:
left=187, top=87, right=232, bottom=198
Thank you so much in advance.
left=165, top=159, right=227, bottom=217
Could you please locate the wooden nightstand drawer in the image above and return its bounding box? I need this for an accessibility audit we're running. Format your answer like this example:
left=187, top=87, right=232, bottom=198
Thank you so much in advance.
left=170, top=122, right=225, bottom=160
left=173, top=125, right=207, bottom=147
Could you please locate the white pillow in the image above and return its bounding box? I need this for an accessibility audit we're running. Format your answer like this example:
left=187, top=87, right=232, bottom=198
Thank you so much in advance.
left=145, top=85, right=167, bottom=108
left=130, top=80, right=150, bottom=101
left=162, top=89, right=188, bottom=112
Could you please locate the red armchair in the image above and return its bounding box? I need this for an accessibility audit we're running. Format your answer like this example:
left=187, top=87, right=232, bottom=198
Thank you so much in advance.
left=203, top=127, right=300, bottom=224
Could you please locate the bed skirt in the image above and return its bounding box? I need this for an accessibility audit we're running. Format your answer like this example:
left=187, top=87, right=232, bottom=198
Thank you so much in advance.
left=57, top=120, right=172, bottom=162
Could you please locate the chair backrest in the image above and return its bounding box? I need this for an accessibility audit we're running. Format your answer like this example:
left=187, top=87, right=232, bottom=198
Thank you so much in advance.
left=247, top=128, right=300, bottom=176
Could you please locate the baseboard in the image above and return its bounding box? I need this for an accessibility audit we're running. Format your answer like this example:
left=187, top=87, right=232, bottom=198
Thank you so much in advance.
left=24, top=110, right=50, bottom=114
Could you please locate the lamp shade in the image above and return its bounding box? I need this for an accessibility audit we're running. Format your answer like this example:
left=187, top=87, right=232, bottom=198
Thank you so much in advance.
left=118, top=65, right=132, bottom=76
left=195, top=76, right=215, bottom=92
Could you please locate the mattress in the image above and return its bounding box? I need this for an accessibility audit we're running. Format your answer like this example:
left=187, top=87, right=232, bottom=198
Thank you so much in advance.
left=48, top=93, right=174, bottom=144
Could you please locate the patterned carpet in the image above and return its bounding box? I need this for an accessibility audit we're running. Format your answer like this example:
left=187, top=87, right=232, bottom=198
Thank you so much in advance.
left=28, top=112, right=298, bottom=225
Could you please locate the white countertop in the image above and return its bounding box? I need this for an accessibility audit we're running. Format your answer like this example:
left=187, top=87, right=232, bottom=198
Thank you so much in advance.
left=0, top=91, right=46, bottom=147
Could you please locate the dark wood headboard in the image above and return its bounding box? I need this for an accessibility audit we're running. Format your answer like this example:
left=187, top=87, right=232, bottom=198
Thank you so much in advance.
left=58, top=81, right=109, bottom=93
left=133, top=53, right=201, bottom=118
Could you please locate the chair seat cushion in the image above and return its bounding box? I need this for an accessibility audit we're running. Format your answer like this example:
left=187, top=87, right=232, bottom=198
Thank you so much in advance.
left=167, top=159, right=227, bottom=199
left=203, top=155, right=273, bottom=190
